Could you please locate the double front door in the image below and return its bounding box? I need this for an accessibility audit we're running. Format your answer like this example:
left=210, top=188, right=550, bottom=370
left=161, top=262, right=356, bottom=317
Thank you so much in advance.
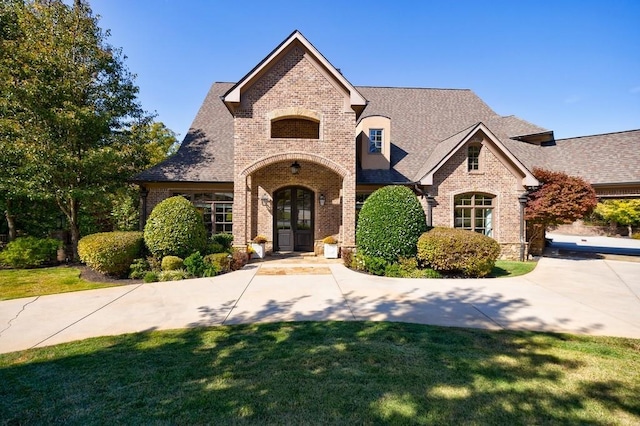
left=274, top=187, right=314, bottom=252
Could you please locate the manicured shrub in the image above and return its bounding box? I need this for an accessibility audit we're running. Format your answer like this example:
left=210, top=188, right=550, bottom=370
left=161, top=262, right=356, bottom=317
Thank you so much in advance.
left=144, top=196, right=207, bottom=259
left=161, top=256, right=184, bottom=271
left=230, top=250, right=249, bottom=271
left=207, top=241, right=225, bottom=254
left=144, top=271, right=159, bottom=283
left=78, top=231, right=143, bottom=276
left=356, top=185, right=428, bottom=263
left=0, top=236, right=61, bottom=268
left=129, top=258, right=150, bottom=279
left=416, top=227, right=501, bottom=277
left=211, top=232, right=234, bottom=250
left=205, top=253, right=231, bottom=274
left=158, top=269, right=189, bottom=282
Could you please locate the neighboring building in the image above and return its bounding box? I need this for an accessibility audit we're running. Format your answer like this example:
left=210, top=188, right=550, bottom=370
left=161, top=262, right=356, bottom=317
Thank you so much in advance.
left=134, top=30, right=640, bottom=259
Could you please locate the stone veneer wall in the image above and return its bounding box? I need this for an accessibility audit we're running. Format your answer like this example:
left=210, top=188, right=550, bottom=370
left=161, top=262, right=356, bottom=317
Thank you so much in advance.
left=232, top=45, right=356, bottom=249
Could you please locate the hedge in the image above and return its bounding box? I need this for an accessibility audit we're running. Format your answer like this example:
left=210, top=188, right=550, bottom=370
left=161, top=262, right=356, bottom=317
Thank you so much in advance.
left=78, top=231, right=144, bottom=276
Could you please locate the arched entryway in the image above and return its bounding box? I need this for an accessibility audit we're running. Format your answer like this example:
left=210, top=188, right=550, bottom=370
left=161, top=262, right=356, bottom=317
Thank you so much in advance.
left=274, top=186, right=314, bottom=252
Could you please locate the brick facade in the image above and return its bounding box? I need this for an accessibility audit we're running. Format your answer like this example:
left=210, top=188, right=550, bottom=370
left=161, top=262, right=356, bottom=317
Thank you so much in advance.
left=231, top=45, right=356, bottom=251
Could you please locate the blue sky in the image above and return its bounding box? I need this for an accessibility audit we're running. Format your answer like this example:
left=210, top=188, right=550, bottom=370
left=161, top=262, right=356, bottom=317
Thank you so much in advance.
left=88, top=0, right=639, bottom=141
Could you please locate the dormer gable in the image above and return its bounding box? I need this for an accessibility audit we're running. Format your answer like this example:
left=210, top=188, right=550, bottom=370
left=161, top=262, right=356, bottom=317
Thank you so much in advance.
left=222, top=30, right=367, bottom=117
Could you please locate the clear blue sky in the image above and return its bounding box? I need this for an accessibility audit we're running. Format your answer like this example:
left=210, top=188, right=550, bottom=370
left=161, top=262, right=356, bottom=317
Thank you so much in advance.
left=88, top=0, right=640, bottom=141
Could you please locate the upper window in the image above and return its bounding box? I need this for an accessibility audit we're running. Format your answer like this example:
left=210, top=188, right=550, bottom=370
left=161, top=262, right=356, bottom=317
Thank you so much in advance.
left=468, top=145, right=481, bottom=171
left=454, top=193, right=494, bottom=237
left=369, top=129, right=383, bottom=153
left=271, top=118, right=319, bottom=139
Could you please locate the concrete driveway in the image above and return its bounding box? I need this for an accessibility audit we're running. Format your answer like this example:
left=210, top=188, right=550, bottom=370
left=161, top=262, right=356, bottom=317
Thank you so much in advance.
left=1, top=256, right=639, bottom=354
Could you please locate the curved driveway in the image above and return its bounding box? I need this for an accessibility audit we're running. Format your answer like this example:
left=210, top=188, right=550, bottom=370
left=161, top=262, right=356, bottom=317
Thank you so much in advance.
left=1, top=256, right=639, bottom=354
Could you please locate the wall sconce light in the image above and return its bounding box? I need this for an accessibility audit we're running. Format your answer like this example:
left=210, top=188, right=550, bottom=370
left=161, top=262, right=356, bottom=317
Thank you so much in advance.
left=319, top=194, right=326, bottom=206
left=290, top=161, right=301, bottom=175
left=260, top=193, right=270, bottom=206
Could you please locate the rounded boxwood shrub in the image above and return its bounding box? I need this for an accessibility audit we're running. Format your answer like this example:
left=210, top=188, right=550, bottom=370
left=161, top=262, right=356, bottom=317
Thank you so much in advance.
left=144, top=196, right=207, bottom=259
left=78, top=231, right=144, bottom=276
left=0, top=236, right=61, bottom=268
left=204, top=253, right=231, bottom=274
left=356, top=185, right=428, bottom=263
left=161, top=255, right=184, bottom=271
left=416, top=227, right=501, bottom=277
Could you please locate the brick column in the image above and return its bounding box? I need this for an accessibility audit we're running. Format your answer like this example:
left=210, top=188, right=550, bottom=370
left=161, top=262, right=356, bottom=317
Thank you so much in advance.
left=233, top=174, right=248, bottom=249
left=341, top=173, right=356, bottom=247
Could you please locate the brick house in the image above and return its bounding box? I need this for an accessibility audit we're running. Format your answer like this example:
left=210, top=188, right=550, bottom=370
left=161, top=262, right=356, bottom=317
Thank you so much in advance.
left=134, top=31, right=640, bottom=260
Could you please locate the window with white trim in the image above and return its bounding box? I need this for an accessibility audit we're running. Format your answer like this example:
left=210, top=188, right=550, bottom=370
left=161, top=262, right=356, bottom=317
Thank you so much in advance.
left=369, top=129, right=383, bottom=153
left=468, top=145, right=481, bottom=171
left=454, top=193, right=494, bottom=236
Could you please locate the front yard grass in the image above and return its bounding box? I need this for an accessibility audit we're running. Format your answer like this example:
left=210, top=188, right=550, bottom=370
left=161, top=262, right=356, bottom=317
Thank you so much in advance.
left=491, top=260, right=538, bottom=277
left=1, top=322, right=639, bottom=424
left=0, top=267, right=119, bottom=300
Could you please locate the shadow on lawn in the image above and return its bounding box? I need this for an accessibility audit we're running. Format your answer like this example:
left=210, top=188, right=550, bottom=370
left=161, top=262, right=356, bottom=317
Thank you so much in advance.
left=1, top=322, right=639, bottom=424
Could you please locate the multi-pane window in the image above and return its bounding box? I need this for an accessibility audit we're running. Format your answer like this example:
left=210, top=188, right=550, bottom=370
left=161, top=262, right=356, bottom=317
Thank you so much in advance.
left=369, top=129, right=383, bottom=153
left=468, top=145, right=480, bottom=171
left=454, top=193, right=494, bottom=236
left=173, top=192, right=233, bottom=235
left=355, top=192, right=372, bottom=223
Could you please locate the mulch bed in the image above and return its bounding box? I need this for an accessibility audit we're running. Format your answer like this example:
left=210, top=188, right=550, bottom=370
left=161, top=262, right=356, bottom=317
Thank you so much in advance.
left=74, top=264, right=143, bottom=285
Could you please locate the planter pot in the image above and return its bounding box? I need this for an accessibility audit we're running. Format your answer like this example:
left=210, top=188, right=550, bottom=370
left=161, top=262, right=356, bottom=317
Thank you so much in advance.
left=251, top=242, right=266, bottom=259
left=324, top=243, right=339, bottom=259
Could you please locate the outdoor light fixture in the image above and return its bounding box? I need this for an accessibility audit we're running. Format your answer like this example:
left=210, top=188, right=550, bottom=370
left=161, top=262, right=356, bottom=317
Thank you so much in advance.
left=260, top=193, right=270, bottom=205
left=290, top=161, right=301, bottom=175
left=319, top=194, right=326, bottom=206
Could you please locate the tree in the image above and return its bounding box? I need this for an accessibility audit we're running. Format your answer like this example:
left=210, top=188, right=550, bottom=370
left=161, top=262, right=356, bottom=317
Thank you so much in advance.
left=0, top=0, right=146, bottom=258
left=525, top=168, right=598, bottom=248
left=595, top=200, right=640, bottom=237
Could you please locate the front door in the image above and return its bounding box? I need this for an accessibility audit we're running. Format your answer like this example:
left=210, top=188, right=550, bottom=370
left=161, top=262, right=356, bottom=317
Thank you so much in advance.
left=274, top=187, right=314, bottom=252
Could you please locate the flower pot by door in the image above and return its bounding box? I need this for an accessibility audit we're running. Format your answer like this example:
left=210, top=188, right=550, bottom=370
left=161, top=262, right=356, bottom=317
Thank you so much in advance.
left=324, top=243, right=338, bottom=259
left=251, top=243, right=265, bottom=259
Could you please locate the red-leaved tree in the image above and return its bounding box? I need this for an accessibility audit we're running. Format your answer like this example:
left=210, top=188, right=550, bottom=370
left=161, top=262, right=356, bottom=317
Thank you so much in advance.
left=525, top=168, right=598, bottom=253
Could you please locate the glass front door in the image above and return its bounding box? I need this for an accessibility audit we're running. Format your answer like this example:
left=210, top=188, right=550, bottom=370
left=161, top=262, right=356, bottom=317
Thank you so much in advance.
left=274, top=187, right=314, bottom=252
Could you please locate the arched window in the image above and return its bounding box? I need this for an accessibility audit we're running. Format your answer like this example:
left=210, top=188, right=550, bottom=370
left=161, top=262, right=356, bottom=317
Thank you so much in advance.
left=271, top=117, right=320, bottom=139
left=454, top=193, right=494, bottom=236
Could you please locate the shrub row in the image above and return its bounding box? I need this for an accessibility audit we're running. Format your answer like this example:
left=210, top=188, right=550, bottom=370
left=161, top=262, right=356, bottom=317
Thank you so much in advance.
left=0, top=236, right=61, bottom=268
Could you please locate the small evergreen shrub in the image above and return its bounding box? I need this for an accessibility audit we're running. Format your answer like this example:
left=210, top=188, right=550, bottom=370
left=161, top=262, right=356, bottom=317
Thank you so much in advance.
left=144, top=271, right=159, bottom=283
left=158, top=269, right=189, bottom=282
left=77, top=232, right=143, bottom=276
left=209, top=233, right=233, bottom=253
left=205, top=253, right=231, bottom=274
left=144, top=196, right=207, bottom=259
left=356, top=185, right=428, bottom=263
left=184, top=251, right=216, bottom=277
left=341, top=248, right=354, bottom=268
left=384, top=263, right=403, bottom=277
left=417, top=227, right=501, bottom=277
left=161, top=256, right=184, bottom=271
left=0, top=236, right=61, bottom=268
left=129, top=258, right=150, bottom=279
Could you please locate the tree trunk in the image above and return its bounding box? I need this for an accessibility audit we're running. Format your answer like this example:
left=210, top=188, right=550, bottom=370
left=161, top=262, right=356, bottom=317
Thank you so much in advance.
left=628, top=224, right=633, bottom=238
left=4, top=199, right=16, bottom=241
left=69, top=198, right=80, bottom=261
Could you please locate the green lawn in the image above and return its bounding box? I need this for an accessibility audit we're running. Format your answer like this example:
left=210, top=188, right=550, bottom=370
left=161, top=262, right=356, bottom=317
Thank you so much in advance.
left=491, top=260, right=537, bottom=277
left=1, top=322, right=638, bottom=424
left=0, top=267, right=118, bottom=300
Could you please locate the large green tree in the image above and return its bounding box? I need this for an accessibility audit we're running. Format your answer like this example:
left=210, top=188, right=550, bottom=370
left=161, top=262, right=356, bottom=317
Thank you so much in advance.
left=0, top=0, right=146, bottom=258
left=595, top=199, right=640, bottom=237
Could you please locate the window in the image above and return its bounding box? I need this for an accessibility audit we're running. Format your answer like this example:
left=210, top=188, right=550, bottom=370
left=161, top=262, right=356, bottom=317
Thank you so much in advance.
left=271, top=118, right=319, bottom=139
left=369, top=129, right=383, bottom=153
left=355, top=192, right=372, bottom=223
left=172, top=192, right=233, bottom=235
left=454, top=193, right=494, bottom=236
left=468, top=145, right=480, bottom=171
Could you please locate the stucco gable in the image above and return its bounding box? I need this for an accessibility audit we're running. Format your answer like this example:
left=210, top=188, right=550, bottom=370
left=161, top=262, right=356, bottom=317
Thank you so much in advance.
left=416, top=122, right=539, bottom=188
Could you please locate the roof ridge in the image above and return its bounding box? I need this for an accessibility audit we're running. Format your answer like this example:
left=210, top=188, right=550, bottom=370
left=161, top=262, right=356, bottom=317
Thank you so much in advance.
left=556, top=128, right=640, bottom=141
left=355, top=85, right=472, bottom=91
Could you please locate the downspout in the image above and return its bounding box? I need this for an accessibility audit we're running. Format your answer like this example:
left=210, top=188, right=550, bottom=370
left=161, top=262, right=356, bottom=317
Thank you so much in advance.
left=518, top=191, right=529, bottom=262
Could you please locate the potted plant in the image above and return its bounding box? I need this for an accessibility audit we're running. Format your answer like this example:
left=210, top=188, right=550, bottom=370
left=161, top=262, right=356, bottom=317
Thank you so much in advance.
left=251, top=235, right=267, bottom=259
left=322, top=236, right=339, bottom=259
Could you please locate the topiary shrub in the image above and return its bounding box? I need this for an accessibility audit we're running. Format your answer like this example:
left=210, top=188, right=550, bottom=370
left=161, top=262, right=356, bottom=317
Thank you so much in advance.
left=205, top=253, right=231, bottom=274
left=0, top=236, right=61, bottom=268
left=144, top=196, right=207, bottom=259
left=416, top=227, right=501, bottom=277
left=78, top=231, right=144, bottom=276
left=161, top=256, right=184, bottom=271
left=356, top=185, right=428, bottom=264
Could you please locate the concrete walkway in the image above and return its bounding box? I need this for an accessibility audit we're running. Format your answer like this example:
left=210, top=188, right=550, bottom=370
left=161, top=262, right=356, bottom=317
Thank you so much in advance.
left=1, top=256, right=640, bottom=354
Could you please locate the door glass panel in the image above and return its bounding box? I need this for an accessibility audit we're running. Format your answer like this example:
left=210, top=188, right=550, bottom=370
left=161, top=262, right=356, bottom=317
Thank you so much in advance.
left=277, top=189, right=291, bottom=230
left=296, top=190, right=311, bottom=230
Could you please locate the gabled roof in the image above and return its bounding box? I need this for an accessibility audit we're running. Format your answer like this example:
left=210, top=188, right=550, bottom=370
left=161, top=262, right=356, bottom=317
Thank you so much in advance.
left=223, top=30, right=366, bottom=112
left=415, top=122, right=539, bottom=187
